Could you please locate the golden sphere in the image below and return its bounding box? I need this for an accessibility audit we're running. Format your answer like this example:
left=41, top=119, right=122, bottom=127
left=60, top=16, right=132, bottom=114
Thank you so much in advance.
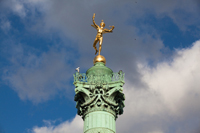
left=93, top=55, right=106, bottom=64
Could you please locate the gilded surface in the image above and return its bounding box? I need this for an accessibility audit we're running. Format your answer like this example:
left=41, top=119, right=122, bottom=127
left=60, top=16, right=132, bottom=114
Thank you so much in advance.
left=93, top=55, right=106, bottom=64
left=91, top=13, right=114, bottom=55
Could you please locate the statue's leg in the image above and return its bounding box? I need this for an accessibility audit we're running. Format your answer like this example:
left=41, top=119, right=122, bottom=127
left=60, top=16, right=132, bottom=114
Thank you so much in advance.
left=93, top=38, right=99, bottom=55
left=99, top=37, right=103, bottom=55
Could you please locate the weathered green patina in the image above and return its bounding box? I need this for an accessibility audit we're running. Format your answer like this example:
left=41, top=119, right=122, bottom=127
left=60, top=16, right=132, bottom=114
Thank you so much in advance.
left=73, top=62, right=125, bottom=133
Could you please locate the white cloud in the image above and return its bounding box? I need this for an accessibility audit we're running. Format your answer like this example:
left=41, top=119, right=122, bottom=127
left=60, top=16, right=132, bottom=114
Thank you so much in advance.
left=0, top=0, right=27, bottom=17
left=116, top=40, right=200, bottom=133
left=21, top=0, right=200, bottom=36
left=139, top=40, right=200, bottom=114
left=148, top=132, right=164, bottom=133
left=30, top=115, right=83, bottom=133
left=0, top=19, right=11, bottom=33
left=3, top=44, right=76, bottom=103
left=13, top=2, right=26, bottom=17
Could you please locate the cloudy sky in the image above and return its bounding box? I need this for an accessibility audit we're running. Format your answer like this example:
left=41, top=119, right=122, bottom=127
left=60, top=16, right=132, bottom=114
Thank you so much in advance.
left=0, top=0, right=200, bottom=133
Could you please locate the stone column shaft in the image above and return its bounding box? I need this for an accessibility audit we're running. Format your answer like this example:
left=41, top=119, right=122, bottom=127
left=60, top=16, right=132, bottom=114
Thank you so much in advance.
left=84, top=111, right=115, bottom=133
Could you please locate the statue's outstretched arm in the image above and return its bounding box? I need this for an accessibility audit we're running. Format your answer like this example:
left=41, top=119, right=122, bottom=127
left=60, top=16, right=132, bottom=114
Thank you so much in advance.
left=109, top=25, right=115, bottom=32
left=91, top=13, right=98, bottom=29
left=103, top=25, right=115, bottom=33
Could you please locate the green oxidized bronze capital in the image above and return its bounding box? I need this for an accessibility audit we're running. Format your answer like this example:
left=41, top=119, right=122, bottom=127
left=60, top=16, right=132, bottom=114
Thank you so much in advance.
left=73, top=62, right=125, bottom=119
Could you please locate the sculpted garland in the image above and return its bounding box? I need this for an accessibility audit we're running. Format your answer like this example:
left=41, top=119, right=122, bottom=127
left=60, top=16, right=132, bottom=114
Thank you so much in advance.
left=74, top=70, right=125, bottom=119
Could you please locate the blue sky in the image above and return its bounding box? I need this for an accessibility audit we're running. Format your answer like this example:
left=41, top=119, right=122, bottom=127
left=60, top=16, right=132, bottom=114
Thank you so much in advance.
left=0, top=0, right=200, bottom=133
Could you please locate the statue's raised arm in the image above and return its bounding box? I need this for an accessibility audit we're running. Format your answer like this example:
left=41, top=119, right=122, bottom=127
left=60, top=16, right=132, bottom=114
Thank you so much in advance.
left=91, top=13, right=99, bottom=29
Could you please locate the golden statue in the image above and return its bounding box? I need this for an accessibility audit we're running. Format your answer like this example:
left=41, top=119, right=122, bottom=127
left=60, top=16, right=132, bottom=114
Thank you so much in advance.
left=91, top=13, right=115, bottom=55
